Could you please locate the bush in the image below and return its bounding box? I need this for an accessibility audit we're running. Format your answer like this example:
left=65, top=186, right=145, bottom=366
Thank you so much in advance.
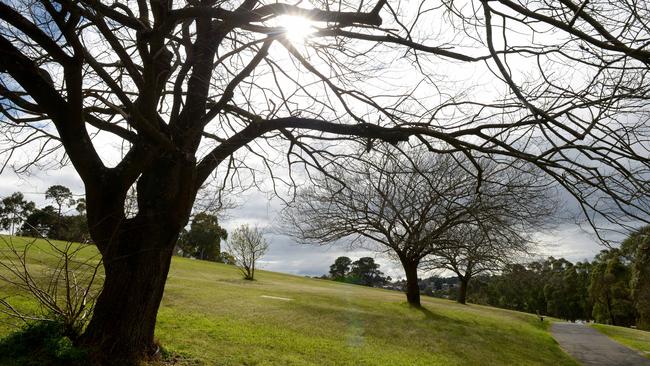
left=0, top=320, right=88, bottom=365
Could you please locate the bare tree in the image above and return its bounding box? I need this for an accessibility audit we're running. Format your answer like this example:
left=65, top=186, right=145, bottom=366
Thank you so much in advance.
left=283, top=148, right=546, bottom=306
left=455, top=0, right=650, bottom=235
left=425, top=225, right=531, bottom=305
left=0, top=0, right=648, bottom=362
left=424, top=160, right=559, bottom=304
left=227, top=224, right=269, bottom=280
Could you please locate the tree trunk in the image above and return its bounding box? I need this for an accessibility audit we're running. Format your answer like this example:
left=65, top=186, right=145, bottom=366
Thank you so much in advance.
left=402, top=260, right=421, bottom=307
left=457, top=276, right=469, bottom=305
left=607, top=295, right=615, bottom=325
left=80, top=220, right=179, bottom=365
left=80, top=157, right=196, bottom=365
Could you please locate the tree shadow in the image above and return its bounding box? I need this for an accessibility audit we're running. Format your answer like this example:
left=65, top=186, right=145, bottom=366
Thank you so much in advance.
left=0, top=321, right=88, bottom=366
left=415, top=304, right=444, bottom=321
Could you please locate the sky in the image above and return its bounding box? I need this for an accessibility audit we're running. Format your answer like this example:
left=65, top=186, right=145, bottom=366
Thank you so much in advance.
left=0, top=164, right=613, bottom=280
left=221, top=191, right=611, bottom=279
left=0, top=0, right=642, bottom=280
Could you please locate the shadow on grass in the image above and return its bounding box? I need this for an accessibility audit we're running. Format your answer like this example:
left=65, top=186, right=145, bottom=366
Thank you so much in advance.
left=0, top=321, right=203, bottom=366
left=415, top=304, right=447, bottom=321
left=0, top=321, right=87, bottom=366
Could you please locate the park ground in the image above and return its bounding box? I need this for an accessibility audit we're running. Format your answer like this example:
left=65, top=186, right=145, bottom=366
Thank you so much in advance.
left=590, top=323, right=650, bottom=358
left=0, top=236, right=647, bottom=365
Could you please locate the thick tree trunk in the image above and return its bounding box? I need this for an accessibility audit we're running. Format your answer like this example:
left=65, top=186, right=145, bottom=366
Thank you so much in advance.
left=402, top=260, right=421, bottom=307
left=80, top=221, right=179, bottom=365
left=457, top=276, right=469, bottom=305
left=80, top=157, right=196, bottom=365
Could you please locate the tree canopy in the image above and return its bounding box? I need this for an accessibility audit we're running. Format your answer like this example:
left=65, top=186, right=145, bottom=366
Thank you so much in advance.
left=349, top=257, right=390, bottom=287
left=621, top=226, right=650, bottom=330
left=329, top=256, right=352, bottom=281
left=1, top=0, right=649, bottom=363
left=0, top=193, right=35, bottom=234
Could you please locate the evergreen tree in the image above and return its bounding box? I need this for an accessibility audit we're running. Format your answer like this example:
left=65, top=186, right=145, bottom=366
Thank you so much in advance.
left=329, top=256, right=352, bottom=281
left=177, top=213, right=227, bottom=261
left=589, top=250, right=636, bottom=326
left=0, top=192, right=35, bottom=234
left=349, top=257, right=389, bottom=287
left=622, top=226, right=650, bottom=330
left=45, top=185, right=74, bottom=218
left=19, top=205, right=58, bottom=238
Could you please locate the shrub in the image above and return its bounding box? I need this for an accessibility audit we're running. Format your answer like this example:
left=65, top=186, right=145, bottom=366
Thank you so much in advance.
left=0, top=236, right=102, bottom=339
left=0, top=320, right=88, bottom=365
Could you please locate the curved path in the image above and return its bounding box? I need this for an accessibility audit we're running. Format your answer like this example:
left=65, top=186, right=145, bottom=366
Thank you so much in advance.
left=551, top=322, right=650, bottom=366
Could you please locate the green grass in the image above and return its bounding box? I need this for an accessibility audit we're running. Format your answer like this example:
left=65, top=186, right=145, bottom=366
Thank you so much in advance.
left=591, top=323, right=650, bottom=358
left=0, top=236, right=578, bottom=365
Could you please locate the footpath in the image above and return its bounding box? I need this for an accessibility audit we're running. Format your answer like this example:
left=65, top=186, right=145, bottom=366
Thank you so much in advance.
left=551, top=322, right=650, bottom=366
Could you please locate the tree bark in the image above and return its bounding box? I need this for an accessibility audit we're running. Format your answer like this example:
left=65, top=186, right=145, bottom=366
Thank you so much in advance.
left=80, top=157, right=196, bottom=365
left=457, top=276, right=469, bottom=305
left=402, top=260, right=421, bottom=307
left=80, top=219, right=179, bottom=365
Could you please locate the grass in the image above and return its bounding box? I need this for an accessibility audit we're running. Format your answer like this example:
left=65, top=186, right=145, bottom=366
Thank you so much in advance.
left=0, top=236, right=578, bottom=365
left=591, top=323, right=650, bottom=358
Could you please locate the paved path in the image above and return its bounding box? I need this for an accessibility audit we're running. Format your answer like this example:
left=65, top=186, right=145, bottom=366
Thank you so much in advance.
left=551, top=322, right=650, bottom=366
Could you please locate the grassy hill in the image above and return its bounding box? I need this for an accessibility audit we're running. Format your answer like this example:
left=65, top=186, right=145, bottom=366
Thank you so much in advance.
left=0, top=236, right=579, bottom=365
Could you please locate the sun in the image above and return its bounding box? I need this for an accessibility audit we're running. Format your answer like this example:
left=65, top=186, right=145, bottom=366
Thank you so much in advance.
left=278, top=15, right=316, bottom=43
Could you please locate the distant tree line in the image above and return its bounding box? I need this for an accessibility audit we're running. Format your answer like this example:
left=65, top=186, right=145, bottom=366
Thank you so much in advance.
left=1, top=188, right=238, bottom=267
left=426, top=226, right=650, bottom=330
left=0, top=185, right=89, bottom=242
left=326, top=256, right=391, bottom=288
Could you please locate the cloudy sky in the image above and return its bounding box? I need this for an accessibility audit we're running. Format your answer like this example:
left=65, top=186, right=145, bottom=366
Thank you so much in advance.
left=0, top=164, right=613, bottom=279
left=220, top=191, right=612, bottom=278
left=2, top=0, right=644, bottom=281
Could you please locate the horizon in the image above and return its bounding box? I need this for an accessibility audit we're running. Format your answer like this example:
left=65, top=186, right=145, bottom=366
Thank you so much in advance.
left=0, top=165, right=615, bottom=280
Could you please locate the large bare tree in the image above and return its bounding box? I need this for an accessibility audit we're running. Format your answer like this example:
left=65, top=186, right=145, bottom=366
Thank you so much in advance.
left=0, top=0, right=648, bottom=363
left=283, top=150, right=485, bottom=306
left=283, top=149, right=556, bottom=306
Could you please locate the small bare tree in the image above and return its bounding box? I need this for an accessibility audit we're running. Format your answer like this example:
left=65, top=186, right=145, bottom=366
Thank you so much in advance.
left=425, top=224, right=532, bottom=305
left=0, top=236, right=102, bottom=339
left=227, top=225, right=269, bottom=280
left=424, top=162, right=559, bottom=304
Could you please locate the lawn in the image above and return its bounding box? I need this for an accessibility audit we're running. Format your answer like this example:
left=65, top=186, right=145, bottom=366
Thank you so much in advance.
left=0, top=236, right=578, bottom=365
left=592, top=323, right=650, bottom=358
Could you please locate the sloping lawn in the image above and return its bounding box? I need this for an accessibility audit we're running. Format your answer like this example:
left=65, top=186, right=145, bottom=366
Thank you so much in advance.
left=0, top=236, right=577, bottom=365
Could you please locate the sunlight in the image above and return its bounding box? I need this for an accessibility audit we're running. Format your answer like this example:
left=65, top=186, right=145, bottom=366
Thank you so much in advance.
left=278, top=15, right=316, bottom=43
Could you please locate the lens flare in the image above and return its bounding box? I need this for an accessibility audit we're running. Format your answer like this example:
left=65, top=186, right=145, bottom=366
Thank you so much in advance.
left=279, top=15, right=315, bottom=43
